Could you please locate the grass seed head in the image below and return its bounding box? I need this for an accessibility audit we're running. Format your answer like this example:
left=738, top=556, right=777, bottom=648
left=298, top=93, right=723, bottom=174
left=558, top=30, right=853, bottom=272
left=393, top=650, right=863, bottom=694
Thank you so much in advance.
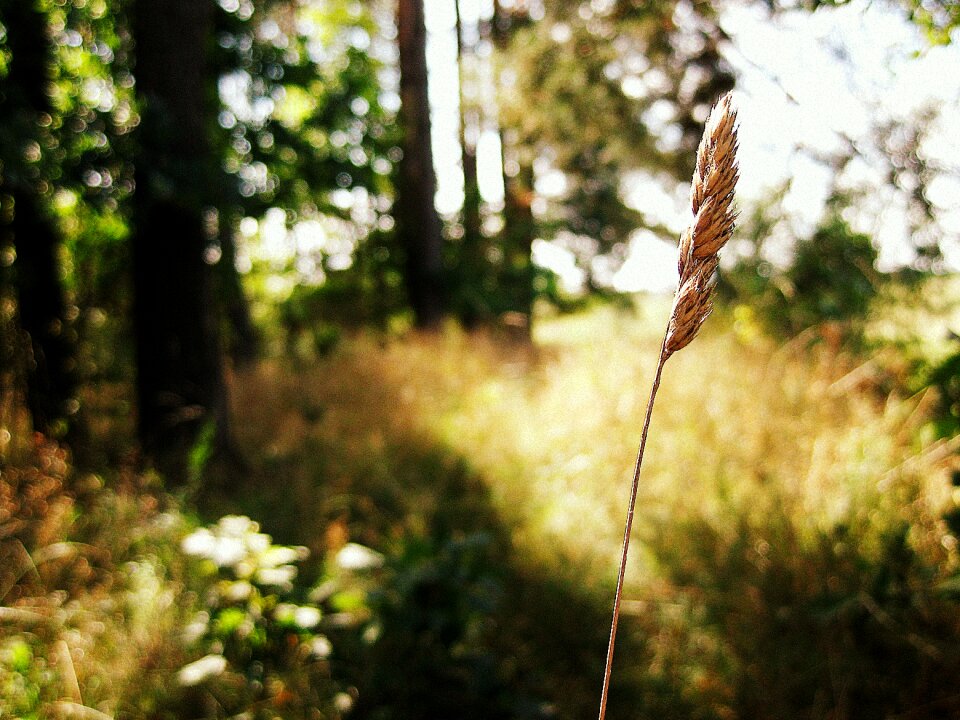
left=666, top=92, right=739, bottom=357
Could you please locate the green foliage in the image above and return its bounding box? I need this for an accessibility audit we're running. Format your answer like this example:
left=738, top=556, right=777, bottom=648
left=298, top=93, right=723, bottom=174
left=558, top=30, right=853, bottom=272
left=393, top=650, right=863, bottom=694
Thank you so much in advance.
left=495, top=0, right=734, bottom=278
left=215, top=0, right=399, bottom=217
left=922, top=346, right=960, bottom=437
left=213, top=0, right=404, bottom=333
left=274, top=252, right=407, bottom=348
left=355, top=530, right=514, bottom=718
left=173, top=515, right=369, bottom=719
left=0, top=638, right=47, bottom=720
left=188, top=420, right=219, bottom=484
left=0, top=437, right=190, bottom=719
left=650, top=492, right=960, bottom=719
left=0, top=437, right=376, bottom=720
left=724, top=214, right=882, bottom=341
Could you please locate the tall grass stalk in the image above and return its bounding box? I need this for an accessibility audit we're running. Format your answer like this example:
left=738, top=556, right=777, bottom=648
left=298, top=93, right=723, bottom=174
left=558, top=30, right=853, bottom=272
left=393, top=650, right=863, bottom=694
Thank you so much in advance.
left=598, top=92, right=739, bottom=720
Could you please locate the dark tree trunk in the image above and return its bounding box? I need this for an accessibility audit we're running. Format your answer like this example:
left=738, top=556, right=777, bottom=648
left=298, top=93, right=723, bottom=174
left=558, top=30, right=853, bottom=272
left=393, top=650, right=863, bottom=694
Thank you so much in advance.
left=502, top=161, right=536, bottom=337
left=9, top=192, right=77, bottom=432
left=396, top=0, right=445, bottom=329
left=491, top=0, right=535, bottom=338
left=454, top=0, right=486, bottom=327
left=0, top=0, right=77, bottom=435
left=219, top=219, right=259, bottom=364
left=0, top=1, right=49, bottom=112
left=131, top=0, right=225, bottom=481
left=455, top=0, right=482, bottom=260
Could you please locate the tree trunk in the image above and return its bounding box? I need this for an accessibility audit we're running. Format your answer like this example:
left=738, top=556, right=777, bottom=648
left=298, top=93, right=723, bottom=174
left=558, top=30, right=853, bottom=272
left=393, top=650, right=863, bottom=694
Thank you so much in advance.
left=502, top=161, right=536, bottom=337
left=492, top=0, right=535, bottom=338
left=219, top=218, right=259, bottom=364
left=454, top=0, right=486, bottom=327
left=396, top=0, right=445, bottom=329
left=455, top=0, right=482, bottom=262
left=131, top=0, right=225, bottom=481
left=0, top=0, right=77, bottom=436
left=8, top=192, right=77, bottom=433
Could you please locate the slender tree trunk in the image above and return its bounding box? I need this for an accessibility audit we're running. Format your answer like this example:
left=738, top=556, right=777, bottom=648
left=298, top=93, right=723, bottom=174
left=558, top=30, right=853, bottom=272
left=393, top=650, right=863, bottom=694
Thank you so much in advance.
left=0, top=1, right=77, bottom=436
left=131, top=0, right=225, bottom=481
left=219, top=218, right=259, bottom=364
left=396, top=0, right=445, bottom=329
left=502, top=161, right=536, bottom=334
left=491, top=0, right=535, bottom=337
left=455, top=0, right=482, bottom=266
left=454, top=0, right=487, bottom=327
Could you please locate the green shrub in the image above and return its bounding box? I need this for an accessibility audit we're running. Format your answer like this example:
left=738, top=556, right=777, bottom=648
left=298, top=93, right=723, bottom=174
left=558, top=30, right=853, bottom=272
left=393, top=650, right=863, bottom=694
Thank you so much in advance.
left=924, top=347, right=960, bottom=438
left=649, top=485, right=960, bottom=720
left=172, top=515, right=375, bottom=719
left=724, top=214, right=882, bottom=342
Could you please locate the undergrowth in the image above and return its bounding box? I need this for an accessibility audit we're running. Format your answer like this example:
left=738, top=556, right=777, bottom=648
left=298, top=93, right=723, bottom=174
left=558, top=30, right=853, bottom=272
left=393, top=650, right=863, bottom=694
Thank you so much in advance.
left=0, top=439, right=372, bottom=720
left=4, top=291, right=960, bottom=719
left=208, top=295, right=960, bottom=719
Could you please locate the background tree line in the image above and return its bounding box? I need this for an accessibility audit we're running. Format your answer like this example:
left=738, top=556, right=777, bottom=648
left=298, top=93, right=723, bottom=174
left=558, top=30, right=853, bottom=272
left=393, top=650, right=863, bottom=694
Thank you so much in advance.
left=1, top=0, right=957, bottom=481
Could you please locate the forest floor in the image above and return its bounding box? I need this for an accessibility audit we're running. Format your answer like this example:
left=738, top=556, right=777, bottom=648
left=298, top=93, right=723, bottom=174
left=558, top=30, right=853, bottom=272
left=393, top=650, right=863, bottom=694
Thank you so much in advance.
left=5, top=293, right=960, bottom=719
left=200, top=294, right=960, bottom=717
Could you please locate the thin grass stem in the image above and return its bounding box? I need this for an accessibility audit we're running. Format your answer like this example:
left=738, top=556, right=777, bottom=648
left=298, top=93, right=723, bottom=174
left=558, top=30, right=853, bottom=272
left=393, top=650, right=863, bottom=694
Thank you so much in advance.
left=597, top=92, right=737, bottom=718
left=597, top=339, right=668, bottom=720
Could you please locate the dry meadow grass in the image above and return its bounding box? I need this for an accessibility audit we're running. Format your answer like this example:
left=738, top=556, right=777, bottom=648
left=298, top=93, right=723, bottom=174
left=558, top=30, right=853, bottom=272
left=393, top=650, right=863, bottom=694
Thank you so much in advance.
left=220, top=300, right=960, bottom=717
left=228, top=299, right=958, bottom=607
left=6, top=291, right=960, bottom=719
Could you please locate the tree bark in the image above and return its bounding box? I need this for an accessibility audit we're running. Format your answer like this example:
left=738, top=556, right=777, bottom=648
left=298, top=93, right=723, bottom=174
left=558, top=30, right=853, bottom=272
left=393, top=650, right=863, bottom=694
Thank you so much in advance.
left=454, top=0, right=487, bottom=327
left=502, top=161, right=536, bottom=336
left=0, top=0, right=77, bottom=435
left=131, top=0, right=225, bottom=481
left=396, top=0, right=445, bottom=329
left=8, top=192, right=77, bottom=433
left=492, top=0, right=535, bottom=337
left=455, top=0, right=482, bottom=260
left=219, top=218, right=259, bottom=364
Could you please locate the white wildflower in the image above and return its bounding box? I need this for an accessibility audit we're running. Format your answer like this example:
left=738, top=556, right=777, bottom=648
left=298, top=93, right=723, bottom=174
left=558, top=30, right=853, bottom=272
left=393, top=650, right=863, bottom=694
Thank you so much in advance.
left=181, top=611, right=210, bottom=645
left=308, top=635, right=333, bottom=658
left=260, top=545, right=302, bottom=568
left=335, top=543, right=384, bottom=571
left=334, top=692, right=354, bottom=713
left=255, top=565, right=297, bottom=588
left=181, top=528, right=216, bottom=558
left=176, top=654, right=227, bottom=687
left=293, top=605, right=321, bottom=628
left=218, top=515, right=258, bottom=536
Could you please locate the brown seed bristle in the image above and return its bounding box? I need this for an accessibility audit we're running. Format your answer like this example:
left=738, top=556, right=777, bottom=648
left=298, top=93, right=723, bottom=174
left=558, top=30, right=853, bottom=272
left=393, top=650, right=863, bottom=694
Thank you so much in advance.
left=666, top=92, right=739, bottom=357
left=665, top=256, right=718, bottom=355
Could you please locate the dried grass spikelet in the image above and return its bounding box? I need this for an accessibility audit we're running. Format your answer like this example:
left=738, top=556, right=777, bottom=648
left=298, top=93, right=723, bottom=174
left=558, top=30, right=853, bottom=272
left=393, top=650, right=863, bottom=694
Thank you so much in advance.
left=598, top=91, right=739, bottom=720
left=665, top=92, right=739, bottom=356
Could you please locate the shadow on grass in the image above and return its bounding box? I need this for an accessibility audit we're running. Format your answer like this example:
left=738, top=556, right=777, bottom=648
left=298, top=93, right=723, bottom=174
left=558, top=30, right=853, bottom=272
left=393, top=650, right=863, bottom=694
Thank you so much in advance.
left=195, top=345, right=702, bottom=720
left=647, top=505, right=960, bottom=720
